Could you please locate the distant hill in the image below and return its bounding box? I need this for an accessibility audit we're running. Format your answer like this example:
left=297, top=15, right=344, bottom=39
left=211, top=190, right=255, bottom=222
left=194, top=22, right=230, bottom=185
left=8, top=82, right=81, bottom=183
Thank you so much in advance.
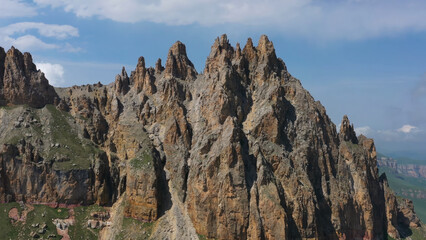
left=378, top=153, right=426, bottom=223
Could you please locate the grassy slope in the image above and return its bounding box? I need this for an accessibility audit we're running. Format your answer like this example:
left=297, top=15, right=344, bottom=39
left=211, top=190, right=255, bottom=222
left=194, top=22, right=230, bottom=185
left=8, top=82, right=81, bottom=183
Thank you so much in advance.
left=0, top=203, right=69, bottom=239
left=1, top=105, right=103, bottom=171
left=45, top=104, right=103, bottom=170
left=0, top=201, right=158, bottom=240
left=0, top=203, right=112, bottom=240
left=68, top=205, right=106, bottom=240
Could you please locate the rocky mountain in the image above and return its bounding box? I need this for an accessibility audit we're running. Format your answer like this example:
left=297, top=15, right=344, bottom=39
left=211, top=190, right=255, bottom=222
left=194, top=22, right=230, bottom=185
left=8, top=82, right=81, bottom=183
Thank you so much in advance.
left=0, top=35, right=424, bottom=240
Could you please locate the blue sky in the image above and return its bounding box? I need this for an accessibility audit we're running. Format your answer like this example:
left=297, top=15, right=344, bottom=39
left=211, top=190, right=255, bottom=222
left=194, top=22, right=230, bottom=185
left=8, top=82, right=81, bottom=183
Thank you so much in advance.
left=1, top=0, right=426, bottom=159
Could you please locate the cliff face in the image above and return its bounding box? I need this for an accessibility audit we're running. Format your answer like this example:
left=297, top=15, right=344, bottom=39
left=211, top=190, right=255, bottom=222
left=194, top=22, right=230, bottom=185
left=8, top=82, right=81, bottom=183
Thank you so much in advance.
left=0, top=36, right=423, bottom=240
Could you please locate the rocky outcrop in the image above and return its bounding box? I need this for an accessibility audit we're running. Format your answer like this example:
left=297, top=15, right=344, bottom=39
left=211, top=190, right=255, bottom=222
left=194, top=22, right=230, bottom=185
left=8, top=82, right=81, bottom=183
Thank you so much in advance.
left=124, top=149, right=162, bottom=222
left=0, top=47, right=57, bottom=108
left=381, top=174, right=401, bottom=239
left=0, top=140, right=109, bottom=205
left=398, top=199, right=421, bottom=229
left=0, top=36, right=423, bottom=240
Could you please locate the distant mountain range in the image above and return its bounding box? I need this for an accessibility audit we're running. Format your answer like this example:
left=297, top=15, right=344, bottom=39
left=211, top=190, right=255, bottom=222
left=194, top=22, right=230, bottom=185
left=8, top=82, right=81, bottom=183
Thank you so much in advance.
left=378, top=153, right=426, bottom=179
left=377, top=153, right=426, bottom=223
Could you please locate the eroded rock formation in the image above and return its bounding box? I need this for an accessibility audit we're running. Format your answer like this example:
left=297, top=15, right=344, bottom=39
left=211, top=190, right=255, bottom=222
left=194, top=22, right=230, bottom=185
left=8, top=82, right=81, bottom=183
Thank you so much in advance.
left=0, top=36, right=423, bottom=239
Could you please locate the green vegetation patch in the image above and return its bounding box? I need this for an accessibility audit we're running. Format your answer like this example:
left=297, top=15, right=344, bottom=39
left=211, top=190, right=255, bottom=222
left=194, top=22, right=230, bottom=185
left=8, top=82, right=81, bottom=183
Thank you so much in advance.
left=410, top=227, right=426, bottom=240
left=129, top=151, right=154, bottom=170
left=0, top=202, right=22, bottom=240
left=68, top=204, right=107, bottom=240
left=45, top=104, right=102, bottom=170
left=0, top=203, right=68, bottom=240
left=0, top=203, right=109, bottom=240
left=345, top=140, right=362, bottom=152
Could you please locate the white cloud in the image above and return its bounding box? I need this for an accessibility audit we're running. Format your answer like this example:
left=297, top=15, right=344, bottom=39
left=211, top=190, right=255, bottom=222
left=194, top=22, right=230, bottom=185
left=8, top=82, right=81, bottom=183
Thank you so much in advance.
left=0, top=34, right=58, bottom=52
left=0, top=22, right=80, bottom=52
left=33, top=0, right=426, bottom=40
left=0, top=0, right=37, bottom=18
left=355, top=126, right=371, bottom=136
left=36, top=62, right=65, bottom=86
left=397, top=125, right=418, bottom=133
left=0, top=22, right=79, bottom=39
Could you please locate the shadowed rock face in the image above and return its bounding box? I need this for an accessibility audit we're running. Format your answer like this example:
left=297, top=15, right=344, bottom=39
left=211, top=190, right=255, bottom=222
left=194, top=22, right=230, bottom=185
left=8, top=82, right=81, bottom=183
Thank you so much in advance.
left=0, top=36, right=422, bottom=240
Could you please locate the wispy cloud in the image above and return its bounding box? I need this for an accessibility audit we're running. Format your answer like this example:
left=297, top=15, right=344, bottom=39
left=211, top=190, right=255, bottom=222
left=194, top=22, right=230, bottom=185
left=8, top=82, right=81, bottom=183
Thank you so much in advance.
left=36, top=62, right=65, bottom=86
left=0, top=0, right=37, bottom=18
left=352, top=124, right=422, bottom=141
left=3, top=35, right=58, bottom=50
left=397, top=124, right=418, bottom=133
left=1, top=22, right=79, bottom=39
left=33, top=0, right=426, bottom=40
left=355, top=126, right=372, bottom=136
left=0, top=22, right=80, bottom=52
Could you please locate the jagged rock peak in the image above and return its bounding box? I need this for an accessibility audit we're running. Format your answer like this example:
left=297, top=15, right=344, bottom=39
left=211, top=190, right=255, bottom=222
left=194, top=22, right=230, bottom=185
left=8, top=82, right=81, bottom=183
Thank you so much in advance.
left=340, top=115, right=358, bottom=144
left=115, top=66, right=130, bottom=95
left=137, top=56, right=146, bottom=69
left=235, top=43, right=241, bottom=58
left=132, top=56, right=147, bottom=91
left=169, top=41, right=186, bottom=56
left=6, top=46, right=36, bottom=74
left=214, top=34, right=234, bottom=53
left=205, top=34, right=236, bottom=73
left=242, top=37, right=257, bottom=61
left=1, top=46, right=57, bottom=107
left=165, top=41, right=196, bottom=80
left=122, top=66, right=127, bottom=75
left=155, top=58, right=164, bottom=73
left=239, top=35, right=279, bottom=64
left=257, top=35, right=276, bottom=57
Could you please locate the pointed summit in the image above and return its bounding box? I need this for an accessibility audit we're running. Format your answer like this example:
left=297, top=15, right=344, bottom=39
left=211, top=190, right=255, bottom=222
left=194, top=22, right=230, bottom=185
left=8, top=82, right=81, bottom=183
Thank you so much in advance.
left=340, top=115, right=358, bottom=144
left=155, top=58, right=164, bottom=73
left=211, top=34, right=233, bottom=54
left=242, top=37, right=257, bottom=62
left=115, top=66, right=130, bottom=95
left=257, top=35, right=276, bottom=57
left=205, top=34, right=235, bottom=73
left=164, top=41, right=196, bottom=80
left=235, top=43, right=241, bottom=58
left=133, top=56, right=147, bottom=92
